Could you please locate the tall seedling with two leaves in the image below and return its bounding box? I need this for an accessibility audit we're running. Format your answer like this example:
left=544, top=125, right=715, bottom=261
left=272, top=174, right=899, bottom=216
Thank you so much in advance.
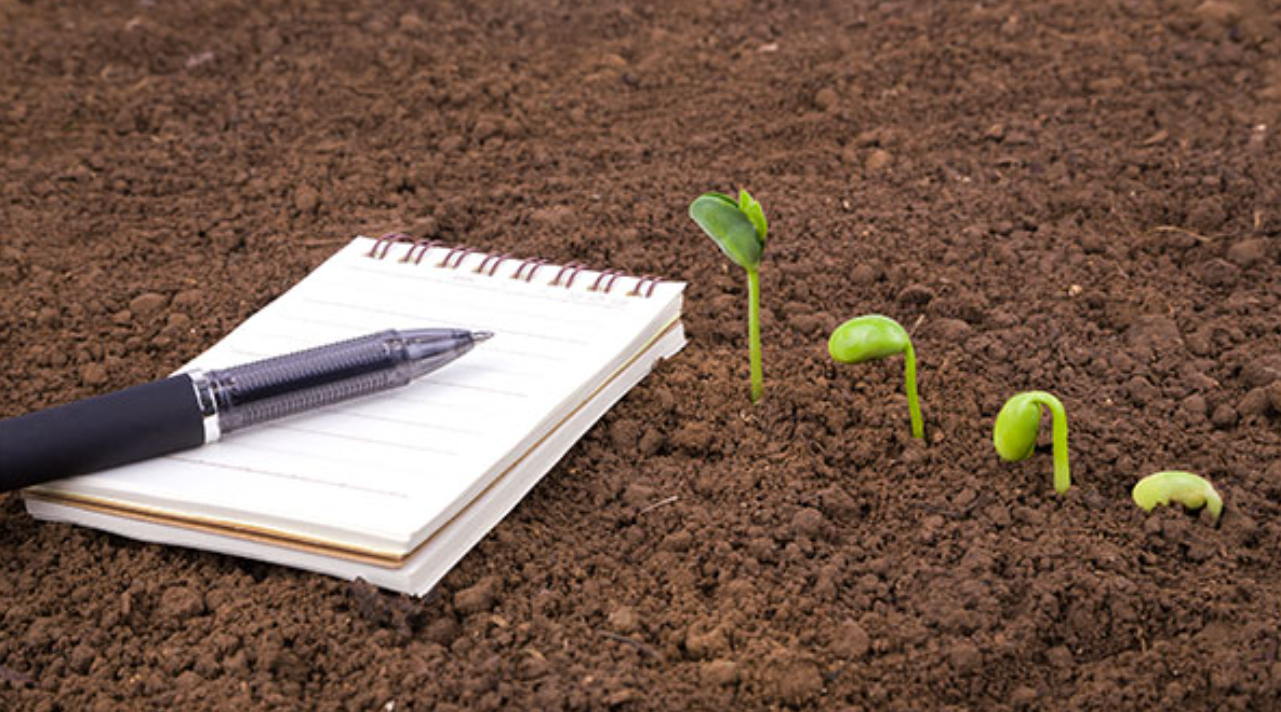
left=690, top=190, right=768, bottom=402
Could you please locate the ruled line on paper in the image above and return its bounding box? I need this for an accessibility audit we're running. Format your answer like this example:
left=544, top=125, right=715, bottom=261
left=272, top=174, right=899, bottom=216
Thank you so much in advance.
left=324, top=408, right=491, bottom=436
left=413, top=378, right=534, bottom=399
left=320, top=382, right=529, bottom=415
left=285, top=301, right=475, bottom=331
left=213, top=341, right=562, bottom=378
left=376, top=388, right=527, bottom=413
left=166, top=454, right=413, bottom=499
left=295, top=296, right=594, bottom=347
left=235, top=404, right=492, bottom=441
left=208, top=437, right=431, bottom=480
left=257, top=423, right=465, bottom=455
left=213, top=347, right=543, bottom=398
left=223, top=315, right=571, bottom=364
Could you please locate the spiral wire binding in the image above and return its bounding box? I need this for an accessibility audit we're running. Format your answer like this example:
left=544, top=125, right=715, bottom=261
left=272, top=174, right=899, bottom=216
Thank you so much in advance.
left=439, top=246, right=475, bottom=269
left=368, top=232, right=411, bottom=260
left=631, top=275, right=659, bottom=298
left=590, top=269, right=625, bottom=293
left=367, top=232, right=660, bottom=297
left=476, top=252, right=511, bottom=276
left=513, top=258, right=548, bottom=282
left=550, top=262, right=585, bottom=288
left=404, top=239, right=441, bottom=265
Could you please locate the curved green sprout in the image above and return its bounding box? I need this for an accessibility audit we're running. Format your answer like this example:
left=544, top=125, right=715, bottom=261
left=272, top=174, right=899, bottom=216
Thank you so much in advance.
left=689, top=189, right=768, bottom=403
left=993, top=391, right=1070, bottom=494
left=1133, top=471, right=1223, bottom=522
left=827, top=315, right=923, bottom=439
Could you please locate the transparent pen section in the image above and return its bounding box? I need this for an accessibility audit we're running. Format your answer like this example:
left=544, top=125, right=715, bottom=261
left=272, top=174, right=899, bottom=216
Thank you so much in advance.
left=206, top=329, right=476, bottom=434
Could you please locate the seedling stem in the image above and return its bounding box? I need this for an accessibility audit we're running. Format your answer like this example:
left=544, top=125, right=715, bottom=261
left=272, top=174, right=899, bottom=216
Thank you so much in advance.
left=747, top=268, right=762, bottom=402
left=903, top=341, right=922, bottom=439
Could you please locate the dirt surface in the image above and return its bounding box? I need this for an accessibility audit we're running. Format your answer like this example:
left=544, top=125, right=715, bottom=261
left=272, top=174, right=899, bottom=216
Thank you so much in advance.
left=3, top=0, right=1281, bottom=709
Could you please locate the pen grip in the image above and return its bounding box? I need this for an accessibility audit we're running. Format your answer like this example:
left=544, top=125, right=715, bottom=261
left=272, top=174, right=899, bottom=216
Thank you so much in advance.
left=0, top=375, right=206, bottom=493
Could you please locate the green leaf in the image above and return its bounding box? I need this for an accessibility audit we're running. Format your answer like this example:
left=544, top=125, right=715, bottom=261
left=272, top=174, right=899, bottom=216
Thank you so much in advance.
left=827, top=314, right=909, bottom=364
left=689, top=192, right=763, bottom=270
left=738, top=189, right=768, bottom=244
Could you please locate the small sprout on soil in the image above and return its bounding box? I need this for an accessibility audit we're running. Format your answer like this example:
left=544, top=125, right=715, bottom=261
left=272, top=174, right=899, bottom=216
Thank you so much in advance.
left=689, top=189, right=768, bottom=402
left=1133, top=471, right=1223, bottom=522
left=993, top=391, right=1071, bottom=494
left=827, top=314, right=924, bottom=439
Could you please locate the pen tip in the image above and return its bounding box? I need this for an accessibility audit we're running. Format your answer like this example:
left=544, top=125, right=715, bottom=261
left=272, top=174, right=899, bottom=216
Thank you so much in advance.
left=472, top=330, right=495, bottom=343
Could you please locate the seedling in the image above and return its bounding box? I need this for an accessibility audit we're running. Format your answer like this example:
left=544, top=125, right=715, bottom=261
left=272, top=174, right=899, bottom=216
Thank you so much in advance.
left=1133, top=471, right=1223, bottom=522
left=689, top=189, right=768, bottom=402
left=827, top=315, right=924, bottom=439
left=993, top=391, right=1070, bottom=494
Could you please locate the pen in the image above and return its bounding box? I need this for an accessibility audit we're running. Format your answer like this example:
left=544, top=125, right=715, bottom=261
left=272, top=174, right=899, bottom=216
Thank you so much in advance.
left=0, top=328, right=492, bottom=493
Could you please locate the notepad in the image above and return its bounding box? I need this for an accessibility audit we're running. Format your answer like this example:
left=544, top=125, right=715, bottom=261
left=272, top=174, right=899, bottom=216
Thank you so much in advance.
left=24, top=235, right=686, bottom=594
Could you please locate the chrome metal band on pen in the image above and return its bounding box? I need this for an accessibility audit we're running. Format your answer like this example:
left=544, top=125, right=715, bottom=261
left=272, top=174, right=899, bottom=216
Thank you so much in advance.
left=188, top=370, right=222, bottom=443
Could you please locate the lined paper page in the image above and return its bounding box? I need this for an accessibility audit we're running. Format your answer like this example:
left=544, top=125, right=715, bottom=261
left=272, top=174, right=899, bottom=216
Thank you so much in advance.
left=39, top=237, right=684, bottom=554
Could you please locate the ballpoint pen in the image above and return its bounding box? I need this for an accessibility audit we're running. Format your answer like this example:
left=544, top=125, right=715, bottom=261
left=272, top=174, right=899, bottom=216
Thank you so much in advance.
left=0, top=328, right=492, bottom=493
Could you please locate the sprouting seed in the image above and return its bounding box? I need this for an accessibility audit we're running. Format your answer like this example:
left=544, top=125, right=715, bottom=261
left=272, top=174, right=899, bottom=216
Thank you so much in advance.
left=993, top=391, right=1070, bottom=494
left=828, top=314, right=924, bottom=440
left=1133, top=471, right=1223, bottom=522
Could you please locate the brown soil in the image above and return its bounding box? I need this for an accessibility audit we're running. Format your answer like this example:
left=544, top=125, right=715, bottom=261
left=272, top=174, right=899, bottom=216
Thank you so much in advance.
left=4, top=0, right=1281, bottom=709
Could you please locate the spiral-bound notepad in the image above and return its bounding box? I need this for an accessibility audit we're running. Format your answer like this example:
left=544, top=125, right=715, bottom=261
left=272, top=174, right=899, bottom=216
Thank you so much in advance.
left=24, top=235, right=686, bottom=594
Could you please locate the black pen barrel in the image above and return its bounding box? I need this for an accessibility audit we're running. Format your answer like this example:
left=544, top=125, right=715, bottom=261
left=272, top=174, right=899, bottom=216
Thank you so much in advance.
left=0, top=328, right=488, bottom=493
left=0, top=376, right=206, bottom=492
